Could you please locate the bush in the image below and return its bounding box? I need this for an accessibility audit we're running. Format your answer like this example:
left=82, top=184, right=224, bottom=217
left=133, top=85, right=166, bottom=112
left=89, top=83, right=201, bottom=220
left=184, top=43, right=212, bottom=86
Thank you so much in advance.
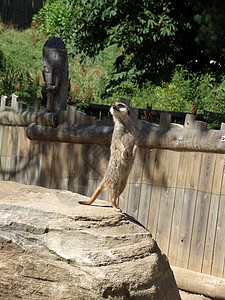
left=33, top=0, right=74, bottom=53
left=105, top=66, right=225, bottom=128
left=196, top=74, right=225, bottom=128
left=0, top=57, right=44, bottom=100
left=106, top=66, right=196, bottom=110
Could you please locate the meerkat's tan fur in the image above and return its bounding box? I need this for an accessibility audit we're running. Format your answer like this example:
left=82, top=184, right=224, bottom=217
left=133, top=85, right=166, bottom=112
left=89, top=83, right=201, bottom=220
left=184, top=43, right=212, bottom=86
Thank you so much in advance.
left=79, top=102, right=137, bottom=209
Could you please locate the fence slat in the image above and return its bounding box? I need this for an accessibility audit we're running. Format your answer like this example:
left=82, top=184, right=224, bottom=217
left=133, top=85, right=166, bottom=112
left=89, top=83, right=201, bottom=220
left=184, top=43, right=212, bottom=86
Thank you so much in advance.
left=50, top=142, right=70, bottom=190
left=202, top=194, right=220, bottom=275
left=211, top=195, right=225, bottom=278
left=147, top=149, right=166, bottom=239
left=67, top=144, right=83, bottom=193
left=188, top=153, right=217, bottom=272
left=168, top=151, right=189, bottom=266
left=211, top=162, right=225, bottom=277
left=137, top=148, right=156, bottom=227
left=202, top=154, right=224, bottom=275
left=39, top=141, right=54, bottom=189
left=168, top=188, right=185, bottom=266
left=126, top=147, right=145, bottom=219
left=175, top=152, right=202, bottom=269
left=156, top=150, right=180, bottom=255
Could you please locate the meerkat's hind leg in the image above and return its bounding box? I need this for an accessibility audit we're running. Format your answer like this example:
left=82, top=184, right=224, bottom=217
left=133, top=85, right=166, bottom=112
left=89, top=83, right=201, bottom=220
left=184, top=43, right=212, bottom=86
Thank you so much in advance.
left=109, top=190, right=122, bottom=212
left=78, top=181, right=104, bottom=206
left=110, top=180, right=128, bottom=212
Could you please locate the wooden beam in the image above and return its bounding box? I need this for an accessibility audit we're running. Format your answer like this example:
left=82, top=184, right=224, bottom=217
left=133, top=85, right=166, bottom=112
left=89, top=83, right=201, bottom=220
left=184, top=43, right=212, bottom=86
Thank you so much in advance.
left=172, top=266, right=225, bottom=299
left=0, top=111, right=56, bottom=127
left=26, top=123, right=225, bottom=153
left=139, top=126, right=225, bottom=153
left=26, top=123, right=113, bottom=145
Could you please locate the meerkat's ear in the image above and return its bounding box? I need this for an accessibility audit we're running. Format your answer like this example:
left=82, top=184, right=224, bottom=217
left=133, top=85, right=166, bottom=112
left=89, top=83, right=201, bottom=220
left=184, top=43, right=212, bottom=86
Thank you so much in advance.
left=128, top=110, right=130, bottom=115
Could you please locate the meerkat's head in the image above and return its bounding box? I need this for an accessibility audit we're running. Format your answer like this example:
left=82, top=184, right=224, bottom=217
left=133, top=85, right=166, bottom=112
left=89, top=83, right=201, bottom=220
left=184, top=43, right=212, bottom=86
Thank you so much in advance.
left=110, top=102, right=130, bottom=121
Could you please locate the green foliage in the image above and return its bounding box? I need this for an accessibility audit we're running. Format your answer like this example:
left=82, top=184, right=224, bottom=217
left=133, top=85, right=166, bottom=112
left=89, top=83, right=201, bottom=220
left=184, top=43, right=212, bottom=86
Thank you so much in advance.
left=0, top=21, right=110, bottom=106
left=0, top=24, right=45, bottom=100
left=33, top=0, right=73, bottom=49
left=106, top=66, right=225, bottom=128
left=195, top=74, right=225, bottom=128
left=69, top=60, right=108, bottom=106
left=1, top=20, right=225, bottom=128
left=0, top=58, right=43, bottom=99
left=33, top=0, right=225, bottom=94
left=193, top=0, right=225, bottom=67
left=34, top=0, right=194, bottom=87
left=0, top=23, right=45, bottom=74
left=0, top=58, right=20, bottom=97
left=107, top=67, right=197, bottom=111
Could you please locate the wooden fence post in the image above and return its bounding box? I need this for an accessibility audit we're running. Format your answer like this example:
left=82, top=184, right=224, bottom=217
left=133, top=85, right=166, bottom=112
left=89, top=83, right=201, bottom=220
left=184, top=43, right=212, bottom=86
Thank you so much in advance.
left=67, top=106, right=76, bottom=125
left=11, top=94, right=19, bottom=112
left=1, top=95, right=7, bottom=112
left=34, top=98, right=41, bottom=112
left=184, top=114, right=207, bottom=130
left=159, top=112, right=171, bottom=128
left=221, top=122, right=225, bottom=131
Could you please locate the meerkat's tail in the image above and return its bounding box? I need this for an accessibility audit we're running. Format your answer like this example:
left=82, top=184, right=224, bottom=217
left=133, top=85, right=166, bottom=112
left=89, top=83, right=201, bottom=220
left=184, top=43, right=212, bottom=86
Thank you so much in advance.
left=78, top=181, right=104, bottom=206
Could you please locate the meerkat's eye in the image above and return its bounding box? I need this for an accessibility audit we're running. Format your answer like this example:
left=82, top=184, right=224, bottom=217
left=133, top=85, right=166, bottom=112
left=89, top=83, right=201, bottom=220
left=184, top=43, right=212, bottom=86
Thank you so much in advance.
left=118, top=103, right=125, bottom=108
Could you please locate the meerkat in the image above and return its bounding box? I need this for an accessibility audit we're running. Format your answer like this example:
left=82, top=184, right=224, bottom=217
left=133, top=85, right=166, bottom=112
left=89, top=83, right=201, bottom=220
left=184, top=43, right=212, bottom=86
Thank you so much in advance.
left=79, top=102, right=137, bottom=210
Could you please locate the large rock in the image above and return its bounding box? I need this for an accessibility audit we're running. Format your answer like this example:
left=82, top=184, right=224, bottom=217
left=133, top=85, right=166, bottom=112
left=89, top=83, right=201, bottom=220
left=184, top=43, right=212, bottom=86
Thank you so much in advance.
left=0, top=181, right=181, bottom=299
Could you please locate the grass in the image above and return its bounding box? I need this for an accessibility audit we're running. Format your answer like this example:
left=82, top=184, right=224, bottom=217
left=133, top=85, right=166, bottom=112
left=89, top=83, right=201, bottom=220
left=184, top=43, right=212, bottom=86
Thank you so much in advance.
left=0, top=24, right=45, bottom=76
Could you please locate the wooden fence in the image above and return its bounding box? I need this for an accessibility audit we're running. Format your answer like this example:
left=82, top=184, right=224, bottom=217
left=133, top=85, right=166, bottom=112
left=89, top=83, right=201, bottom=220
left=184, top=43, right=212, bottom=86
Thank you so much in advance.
left=0, top=0, right=44, bottom=29
left=0, top=94, right=225, bottom=288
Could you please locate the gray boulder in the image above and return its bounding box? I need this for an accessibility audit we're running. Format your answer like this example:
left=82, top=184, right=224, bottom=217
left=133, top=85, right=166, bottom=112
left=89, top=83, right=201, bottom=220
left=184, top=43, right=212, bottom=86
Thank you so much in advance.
left=0, top=181, right=181, bottom=299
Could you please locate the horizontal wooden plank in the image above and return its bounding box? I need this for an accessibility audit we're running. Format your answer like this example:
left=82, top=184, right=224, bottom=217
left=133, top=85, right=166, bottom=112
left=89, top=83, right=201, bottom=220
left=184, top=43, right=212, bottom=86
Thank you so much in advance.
left=0, top=111, right=56, bottom=127
left=27, top=123, right=225, bottom=153
left=172, top=266, right=225, bottom=299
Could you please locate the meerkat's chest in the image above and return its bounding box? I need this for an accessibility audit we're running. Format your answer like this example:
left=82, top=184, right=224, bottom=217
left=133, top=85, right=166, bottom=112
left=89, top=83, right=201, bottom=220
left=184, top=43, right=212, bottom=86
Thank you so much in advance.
left=121, top=132, right=135, bottom=148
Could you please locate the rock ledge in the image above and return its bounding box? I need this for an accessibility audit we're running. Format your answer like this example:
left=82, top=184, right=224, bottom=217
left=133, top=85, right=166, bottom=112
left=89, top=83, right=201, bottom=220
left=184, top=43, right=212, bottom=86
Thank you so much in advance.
left=0, top=181, right=181, bottom=299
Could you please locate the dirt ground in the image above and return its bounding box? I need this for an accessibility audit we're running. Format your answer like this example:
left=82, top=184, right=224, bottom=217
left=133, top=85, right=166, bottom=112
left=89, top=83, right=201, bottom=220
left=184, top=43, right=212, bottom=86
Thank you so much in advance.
left=180, top=290, right=211, bottom=300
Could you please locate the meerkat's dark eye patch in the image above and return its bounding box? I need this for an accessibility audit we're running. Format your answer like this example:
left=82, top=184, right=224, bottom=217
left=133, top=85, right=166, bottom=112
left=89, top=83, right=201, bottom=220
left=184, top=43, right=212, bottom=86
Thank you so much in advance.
left=118, top=103, right=125, bottom=108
